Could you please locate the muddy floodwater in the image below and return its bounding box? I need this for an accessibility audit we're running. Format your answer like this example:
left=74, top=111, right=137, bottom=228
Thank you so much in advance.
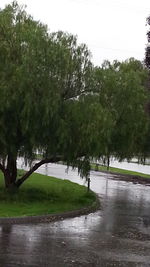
left=0, top=163, right=150, bottom=266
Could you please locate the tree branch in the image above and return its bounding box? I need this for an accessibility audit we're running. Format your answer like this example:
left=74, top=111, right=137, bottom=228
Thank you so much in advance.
left=15, top=156, right=62, bottom=187
left=63, top=86, right=92, bottom=101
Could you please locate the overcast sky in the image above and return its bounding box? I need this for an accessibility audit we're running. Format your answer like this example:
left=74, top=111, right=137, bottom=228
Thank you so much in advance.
left=0, top=0, right=150, bottom=66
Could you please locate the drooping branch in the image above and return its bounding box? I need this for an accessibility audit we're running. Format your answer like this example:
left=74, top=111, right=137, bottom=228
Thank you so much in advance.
left=15, top=156, right=62, bottom=187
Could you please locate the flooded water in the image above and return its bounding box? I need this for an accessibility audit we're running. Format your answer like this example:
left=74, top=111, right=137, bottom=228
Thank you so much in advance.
left=0, top=163, right=150, bottom=266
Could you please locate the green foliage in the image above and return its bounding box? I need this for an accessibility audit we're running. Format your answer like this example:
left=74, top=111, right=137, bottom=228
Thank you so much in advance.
left=0, top=1, right=91, bottom=153
left=92, top=58, right=149, bottom=161
left=0, top=2, right=93, bottom=177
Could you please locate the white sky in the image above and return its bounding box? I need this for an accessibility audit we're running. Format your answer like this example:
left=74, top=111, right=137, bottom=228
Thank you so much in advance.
left=0, top=0, right=150, bottom=66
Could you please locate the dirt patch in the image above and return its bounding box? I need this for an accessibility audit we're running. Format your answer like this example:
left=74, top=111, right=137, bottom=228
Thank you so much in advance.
left=101, top=170, right=150, bottom=185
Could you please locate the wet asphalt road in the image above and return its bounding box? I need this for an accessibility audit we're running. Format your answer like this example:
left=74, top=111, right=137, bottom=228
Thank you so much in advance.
left=0, top=163, right=150, bottom=267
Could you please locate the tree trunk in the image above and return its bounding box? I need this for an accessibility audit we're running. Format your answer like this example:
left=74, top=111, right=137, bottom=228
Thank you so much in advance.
left=107, top=155, right=110, bottom=171
left=4, top=155, right=17, bottom=189
left=15, top=156, right=62, bottom=188
left=1, top=155, right=62, bottom=190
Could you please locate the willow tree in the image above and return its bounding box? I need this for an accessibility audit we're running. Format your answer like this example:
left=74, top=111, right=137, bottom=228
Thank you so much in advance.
left=0, top=2, right=96, bottom=188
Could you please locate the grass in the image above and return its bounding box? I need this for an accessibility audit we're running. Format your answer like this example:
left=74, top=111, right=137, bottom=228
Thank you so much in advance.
left=0, top=171, right=96, bottom=217
left=91, top=164, right=150, bottom=179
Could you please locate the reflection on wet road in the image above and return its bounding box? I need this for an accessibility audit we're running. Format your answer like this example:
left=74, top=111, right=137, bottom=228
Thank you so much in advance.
left=0, top=163, right=150, bottom=266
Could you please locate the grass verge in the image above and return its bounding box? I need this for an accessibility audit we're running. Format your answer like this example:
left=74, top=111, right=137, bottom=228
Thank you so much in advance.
left=91, top=164, right=150, bottom=179
left=0, top=171, right=96, bottom=218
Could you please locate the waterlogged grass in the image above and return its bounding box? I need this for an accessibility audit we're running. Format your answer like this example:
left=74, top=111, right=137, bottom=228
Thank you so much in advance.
left=91, top=164, right=150, bottom=179
left=0, top=172, right=96, bottom=217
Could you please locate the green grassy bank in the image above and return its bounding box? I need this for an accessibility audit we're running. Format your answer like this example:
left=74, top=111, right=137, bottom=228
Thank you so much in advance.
left=0, top=172, right=96, bottom=217
left=91, top=164, right=150, bottom=179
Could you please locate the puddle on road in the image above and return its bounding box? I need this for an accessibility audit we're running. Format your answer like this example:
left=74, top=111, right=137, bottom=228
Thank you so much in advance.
left=1, top=163, right=150, bottom=266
